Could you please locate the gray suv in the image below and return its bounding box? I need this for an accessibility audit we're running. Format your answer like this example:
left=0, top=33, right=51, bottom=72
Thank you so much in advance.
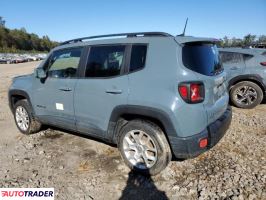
left=9, top=32, right=232, bottom=175
left=219, top=48, right=266, bottom=109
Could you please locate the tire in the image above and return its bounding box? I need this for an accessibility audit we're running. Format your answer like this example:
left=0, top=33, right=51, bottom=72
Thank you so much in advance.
left=118, top=119, right=172, bottom=175
left=13, top=99, right=42, bottom=135
left=230, top=81, right=263, bottom=109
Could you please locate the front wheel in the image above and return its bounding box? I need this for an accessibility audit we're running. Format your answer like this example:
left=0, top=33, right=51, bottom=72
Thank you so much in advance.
left=118, top=120, right=172, bottom=175
left=230, top=81, right=263, bottom=109
left=13, top=99, right=42, bottom=134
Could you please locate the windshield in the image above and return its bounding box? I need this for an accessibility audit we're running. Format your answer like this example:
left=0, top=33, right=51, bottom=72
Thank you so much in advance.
left=182, top=43, right=223, bottom=76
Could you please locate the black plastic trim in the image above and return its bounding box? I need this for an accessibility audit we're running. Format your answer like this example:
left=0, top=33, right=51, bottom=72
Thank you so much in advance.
left=228, top=74, right=266, bottom=93
left=8, top=89, right=33, bottom=113
left=169, top=106, right=232, bottom=158
left=60, top=32, right=173, bottom=46
left=107, top=105, right=178, bottom=143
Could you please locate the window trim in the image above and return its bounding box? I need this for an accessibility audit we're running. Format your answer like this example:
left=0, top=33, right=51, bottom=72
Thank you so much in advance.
left=44, top=46, right=85, bottom=79
left=81, top=44, right=130, bottom=79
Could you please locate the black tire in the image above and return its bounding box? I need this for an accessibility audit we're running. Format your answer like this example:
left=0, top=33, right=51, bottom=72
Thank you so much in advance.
left=13, top=99, right=42, bottom=135
left=230, top=81, right=263, bottom=109
left=118, top=119, right=172, bottom=175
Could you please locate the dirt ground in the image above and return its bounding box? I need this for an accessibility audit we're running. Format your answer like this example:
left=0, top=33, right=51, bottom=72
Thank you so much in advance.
left=0, top=61, right=265, bottom=200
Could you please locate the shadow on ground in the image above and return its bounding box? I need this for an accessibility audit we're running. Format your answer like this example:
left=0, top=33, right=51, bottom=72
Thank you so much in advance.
left=119, top=170, right=168, bottom=200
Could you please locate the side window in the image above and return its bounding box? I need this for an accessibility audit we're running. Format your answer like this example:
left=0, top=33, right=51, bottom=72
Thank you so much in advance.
left=47, top=48, right=82, bottom=78
left=220, top=52, right=244, bottom=65
left=130, top=45, right=147, bottom=72
left=85, top=45, right=126, bottom=77
left=243, top=54, right=253, bottom=61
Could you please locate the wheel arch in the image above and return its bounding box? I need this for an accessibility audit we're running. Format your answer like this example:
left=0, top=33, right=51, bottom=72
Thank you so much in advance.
left=8, top=89, right=33, bottom=113
left=228, top=74, right=266, bottom=96
left=107, top=105, right=177, bottom=145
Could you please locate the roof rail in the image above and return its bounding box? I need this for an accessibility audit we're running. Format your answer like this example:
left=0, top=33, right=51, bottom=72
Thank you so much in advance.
left=60, top=32, right=173, bottom=45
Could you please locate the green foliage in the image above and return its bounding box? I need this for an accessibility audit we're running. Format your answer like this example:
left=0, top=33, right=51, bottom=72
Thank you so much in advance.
left=0, top=16, right=5, bottom=27
left=0, top=26, right=58, bottom=53
left=219, top=34, right=266, bottom=48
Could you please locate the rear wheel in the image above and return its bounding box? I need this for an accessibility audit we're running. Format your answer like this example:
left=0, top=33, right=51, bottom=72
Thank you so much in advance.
left=118, top=119, right=172, bottom=175
left=230, top=81, right=263, bottom=109
left=14, top=99, right=42, bottom=134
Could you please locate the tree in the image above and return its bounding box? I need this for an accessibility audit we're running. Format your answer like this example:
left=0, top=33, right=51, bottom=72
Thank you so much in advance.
left=258, top=35, right=266, bottom=43
left=231, top=37, right=242, bottom=47
left=0, top=16, right=5, bottom=27
left=243, top=34, right=256, bottom=46
left=221, top=36, right=229, bottom=47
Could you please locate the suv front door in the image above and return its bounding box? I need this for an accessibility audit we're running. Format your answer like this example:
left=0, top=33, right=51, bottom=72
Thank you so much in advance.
left=32, top=47, right=83, bottom=130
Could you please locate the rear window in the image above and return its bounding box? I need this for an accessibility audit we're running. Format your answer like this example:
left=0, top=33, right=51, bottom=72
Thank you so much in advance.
left=182, top=43, right=222, bottom=76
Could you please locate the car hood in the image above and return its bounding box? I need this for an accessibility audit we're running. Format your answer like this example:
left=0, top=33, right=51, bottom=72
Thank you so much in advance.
left=13, top=73, right=33, bottom=80
left=12, top=74, right=34, bottom=85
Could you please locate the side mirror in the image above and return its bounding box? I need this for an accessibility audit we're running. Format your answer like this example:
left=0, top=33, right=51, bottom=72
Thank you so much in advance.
left=34, top=68, right=46, bottom=79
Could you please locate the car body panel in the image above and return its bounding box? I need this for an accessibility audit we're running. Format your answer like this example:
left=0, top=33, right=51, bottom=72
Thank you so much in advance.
left=32, top=77, right=77, bottom=130
left=219, top=48, right=266, bottom=93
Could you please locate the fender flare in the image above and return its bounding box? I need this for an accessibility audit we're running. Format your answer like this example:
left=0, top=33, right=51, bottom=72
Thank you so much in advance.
left=8, top=89, right=33, bottom=113
left=107, top=105, right=177, bottom=143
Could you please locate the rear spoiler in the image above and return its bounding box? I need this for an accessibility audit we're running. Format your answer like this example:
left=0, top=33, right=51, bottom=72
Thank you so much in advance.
left=175, top=36, right=220, bottom=45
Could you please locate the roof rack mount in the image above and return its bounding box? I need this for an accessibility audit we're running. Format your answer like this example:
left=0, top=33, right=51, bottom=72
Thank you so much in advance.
left=60, top=32, right=173, bottom=45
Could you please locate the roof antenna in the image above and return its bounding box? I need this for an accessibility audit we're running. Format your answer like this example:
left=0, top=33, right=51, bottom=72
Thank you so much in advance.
left=177, top=18, right=188, bottom=36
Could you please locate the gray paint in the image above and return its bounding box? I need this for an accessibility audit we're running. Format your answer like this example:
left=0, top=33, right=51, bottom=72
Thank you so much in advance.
left=9, top=33, right=230, bottom=154
left=219, top=48, right=266, bottom=89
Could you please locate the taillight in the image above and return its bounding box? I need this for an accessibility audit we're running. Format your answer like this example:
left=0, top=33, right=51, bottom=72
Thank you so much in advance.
left=178, top=86, right=189, bottom=101
left=178, top=82, right=204, bottom=103
left=260, top=62, right=266, bottom=66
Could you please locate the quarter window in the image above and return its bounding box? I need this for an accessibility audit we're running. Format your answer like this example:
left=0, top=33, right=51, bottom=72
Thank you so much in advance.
left=85, top=45, right=126, bottom=77
left=130, top=45, right=147, bottom=72
left=47, top=48, right=82, bottom=78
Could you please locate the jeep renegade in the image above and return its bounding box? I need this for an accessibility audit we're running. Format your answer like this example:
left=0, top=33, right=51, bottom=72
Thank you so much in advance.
left=9, top=32, right=232, bottom=175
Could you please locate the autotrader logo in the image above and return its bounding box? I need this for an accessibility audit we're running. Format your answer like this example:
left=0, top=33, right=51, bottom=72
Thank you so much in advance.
left=0, top=188, right=54, bottom=199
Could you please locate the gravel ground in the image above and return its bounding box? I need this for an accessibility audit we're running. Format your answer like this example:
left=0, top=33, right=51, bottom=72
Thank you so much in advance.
left=0, top=62, right=265, bottom=200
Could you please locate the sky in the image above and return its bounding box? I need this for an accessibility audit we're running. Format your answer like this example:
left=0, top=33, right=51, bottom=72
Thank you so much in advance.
left=1, top=0, right=266, bottom=42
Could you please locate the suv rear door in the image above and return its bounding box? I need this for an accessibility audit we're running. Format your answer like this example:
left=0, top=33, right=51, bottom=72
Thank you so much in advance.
left=74, top=45, right=129, bottom=138
left=32, top=47, right=83, bottom=130
left=219, top=51, right=246, bottom=81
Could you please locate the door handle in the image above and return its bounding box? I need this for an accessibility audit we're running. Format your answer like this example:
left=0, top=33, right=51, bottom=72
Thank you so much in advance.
left=59, top=87, right=72, bottom=92
left=230, top=66, right=239, bottom=70
left=105, top=89, right=122, bottom=94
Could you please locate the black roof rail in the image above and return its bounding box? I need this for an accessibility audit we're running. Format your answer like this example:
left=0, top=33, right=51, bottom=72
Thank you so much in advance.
left=60, top=32, right=173, bottom=46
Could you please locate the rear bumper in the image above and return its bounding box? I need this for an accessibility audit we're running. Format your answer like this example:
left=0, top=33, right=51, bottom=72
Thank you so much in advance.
left=169, top=106, right=232, bottom=158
